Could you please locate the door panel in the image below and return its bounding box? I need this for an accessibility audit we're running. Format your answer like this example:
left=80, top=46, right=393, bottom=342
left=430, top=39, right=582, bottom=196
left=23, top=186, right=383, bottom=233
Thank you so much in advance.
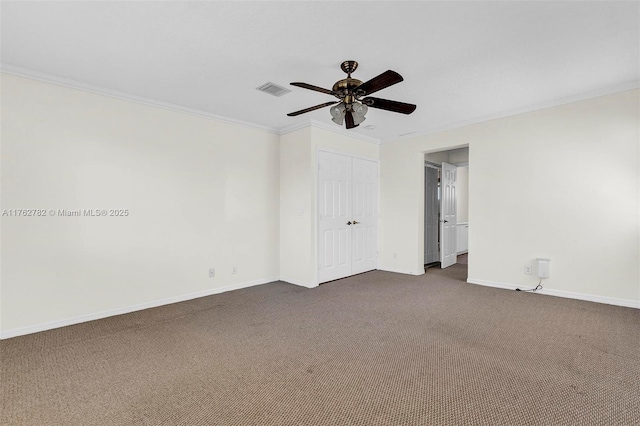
left=338, top=229, right=348, bottom=265
left=351, top=157, right=378, bottom=275
left=321, top=230, right=334, bottom=268
left=318, top=152, right=352, bottom=282
left=440, top=162, right=458, bottom=268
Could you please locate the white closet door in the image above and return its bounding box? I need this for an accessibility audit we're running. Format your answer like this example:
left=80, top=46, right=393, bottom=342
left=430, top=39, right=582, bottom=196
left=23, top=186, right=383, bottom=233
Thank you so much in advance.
left=318, top=151, right=378, bottom=284
left=318, top=151, right=352, bottom=283
left=351, top=157, right=378, bottom=275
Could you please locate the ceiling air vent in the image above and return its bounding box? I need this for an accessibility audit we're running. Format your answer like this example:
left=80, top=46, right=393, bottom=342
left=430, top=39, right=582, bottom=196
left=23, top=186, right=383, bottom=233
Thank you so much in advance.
left=256, top=82, right=291, bottom=97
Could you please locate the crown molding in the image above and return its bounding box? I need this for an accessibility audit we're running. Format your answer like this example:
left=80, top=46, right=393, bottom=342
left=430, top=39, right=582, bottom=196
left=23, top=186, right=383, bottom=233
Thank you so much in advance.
left=0, top=65, right=281, bottom=134
left=382, top=80, right=640, bottom=144
left=278, top=120, right=313, bottom=136
left=279, top=119, right=381, bottom=145
left=2, top=65, right=381, bottom=144
left=5, top=65, right=635, bottom=146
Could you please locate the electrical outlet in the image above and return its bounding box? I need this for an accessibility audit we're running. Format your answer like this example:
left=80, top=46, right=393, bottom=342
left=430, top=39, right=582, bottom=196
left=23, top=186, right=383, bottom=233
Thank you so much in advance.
left=232, top=266, right=237, bottom=274
left=209, top=268, right=215, bottom=278
left=524, top=265, right=532, bottom=275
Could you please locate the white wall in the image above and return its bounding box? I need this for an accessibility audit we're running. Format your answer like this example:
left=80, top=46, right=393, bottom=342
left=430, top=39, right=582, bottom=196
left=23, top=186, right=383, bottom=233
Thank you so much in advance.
left=457, top=166, right=469, bottom=223
left=279, top=127, right=313, bottom=287
left=279, top=124, right=379, bottom=287
left=381, top=89, right=640, bottom=305
left=1, top=74, right=281, bottom=335
left=425, top=151, right=449, bottom=164
left=2, top=73, right=638, bottom=338
left=448, top=148, right=469, bottom=165
left=426, top=148, right=469, bottom=166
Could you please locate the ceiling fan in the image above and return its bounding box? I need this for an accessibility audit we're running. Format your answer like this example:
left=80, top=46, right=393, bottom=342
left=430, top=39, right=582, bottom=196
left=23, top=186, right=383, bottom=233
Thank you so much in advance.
left=287, top=60, right=417, bottom=129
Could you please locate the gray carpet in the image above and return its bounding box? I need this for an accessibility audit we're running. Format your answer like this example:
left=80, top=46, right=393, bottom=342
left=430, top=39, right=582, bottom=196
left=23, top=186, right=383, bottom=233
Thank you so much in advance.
left=1, top=263, right=639, bottom=425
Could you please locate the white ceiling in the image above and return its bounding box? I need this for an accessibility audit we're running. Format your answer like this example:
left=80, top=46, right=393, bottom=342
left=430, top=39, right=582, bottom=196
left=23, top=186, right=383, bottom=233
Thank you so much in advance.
left=2, top=1, right=639, bottom=142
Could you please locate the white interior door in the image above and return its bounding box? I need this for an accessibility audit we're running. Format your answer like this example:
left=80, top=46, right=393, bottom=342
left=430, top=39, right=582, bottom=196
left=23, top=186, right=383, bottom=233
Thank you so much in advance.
left=351, top=158, right=378, bottom=275
left=318, top=151, right=352, bottom=283
left=440, top=162, right=458, bottom=268
left=318, top=151, right=378, bottom=283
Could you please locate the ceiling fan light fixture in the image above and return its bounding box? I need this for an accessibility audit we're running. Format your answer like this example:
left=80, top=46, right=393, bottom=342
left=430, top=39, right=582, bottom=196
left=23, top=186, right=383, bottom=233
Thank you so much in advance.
left=352, top=102, right=368, bottom=116
left=330, top=102, right=346, bottom=125
left=353, top=115, right=366, bottom=126
left=352, top=102, right=368, bottom=125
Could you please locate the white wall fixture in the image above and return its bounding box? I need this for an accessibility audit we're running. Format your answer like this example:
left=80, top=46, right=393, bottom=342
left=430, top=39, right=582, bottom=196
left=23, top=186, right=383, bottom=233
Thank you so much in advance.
left=536, top=258, right=550, bottom=279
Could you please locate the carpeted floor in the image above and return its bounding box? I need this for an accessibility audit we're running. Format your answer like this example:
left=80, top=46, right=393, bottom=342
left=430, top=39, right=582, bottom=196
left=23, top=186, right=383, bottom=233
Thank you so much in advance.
left=1, top=263, right=639, bottom=425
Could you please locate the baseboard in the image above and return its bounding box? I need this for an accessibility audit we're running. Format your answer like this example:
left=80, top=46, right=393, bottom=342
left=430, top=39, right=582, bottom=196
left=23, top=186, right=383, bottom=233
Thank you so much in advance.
left=467, top=278, right=519, bottom=291
left=377, top=267, right=425, bottom=276
left=0, top=277, right=280, bottom=340
left=279, top=276, right=318, bottom=288
left=10, top=274, right=633, bottom=339
left=467, top=278, right=640, bottom=309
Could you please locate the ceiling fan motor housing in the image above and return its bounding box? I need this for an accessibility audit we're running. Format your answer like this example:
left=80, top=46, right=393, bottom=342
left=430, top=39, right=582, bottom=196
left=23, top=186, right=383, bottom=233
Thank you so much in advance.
left=332, top=78, right=363, bottom=104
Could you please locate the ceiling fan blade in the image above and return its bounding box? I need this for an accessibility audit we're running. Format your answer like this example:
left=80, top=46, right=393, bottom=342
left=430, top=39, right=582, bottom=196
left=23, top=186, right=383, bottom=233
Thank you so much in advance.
left=287, top=101, right=338, bottom=117
left=290, top=82, right=337, bottom=96
left=355, top=70, right=403, bottom=96
left=363, top=97, right=417, bottom=114
left=345, top=110, right=358, bottom=129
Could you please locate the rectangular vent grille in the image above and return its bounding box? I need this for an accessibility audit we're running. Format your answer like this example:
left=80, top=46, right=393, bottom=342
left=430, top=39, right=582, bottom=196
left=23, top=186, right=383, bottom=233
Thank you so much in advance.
left=256, top=82, right=291, bottom=97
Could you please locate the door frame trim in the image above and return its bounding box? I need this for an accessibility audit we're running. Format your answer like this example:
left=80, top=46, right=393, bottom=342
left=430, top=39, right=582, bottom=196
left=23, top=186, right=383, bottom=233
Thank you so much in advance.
left=424, top=163, right=440, bottom=264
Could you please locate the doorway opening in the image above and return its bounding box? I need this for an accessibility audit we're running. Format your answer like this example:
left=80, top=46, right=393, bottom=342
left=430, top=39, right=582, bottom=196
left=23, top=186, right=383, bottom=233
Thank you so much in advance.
left=423, top=147, right=469, bottom=272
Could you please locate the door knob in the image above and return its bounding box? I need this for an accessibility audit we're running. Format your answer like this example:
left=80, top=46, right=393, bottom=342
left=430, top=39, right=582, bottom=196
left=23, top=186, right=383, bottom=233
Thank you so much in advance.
left=353, top=220, right=360, bottom=224
left=347, top=221, right=352, bottom=225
